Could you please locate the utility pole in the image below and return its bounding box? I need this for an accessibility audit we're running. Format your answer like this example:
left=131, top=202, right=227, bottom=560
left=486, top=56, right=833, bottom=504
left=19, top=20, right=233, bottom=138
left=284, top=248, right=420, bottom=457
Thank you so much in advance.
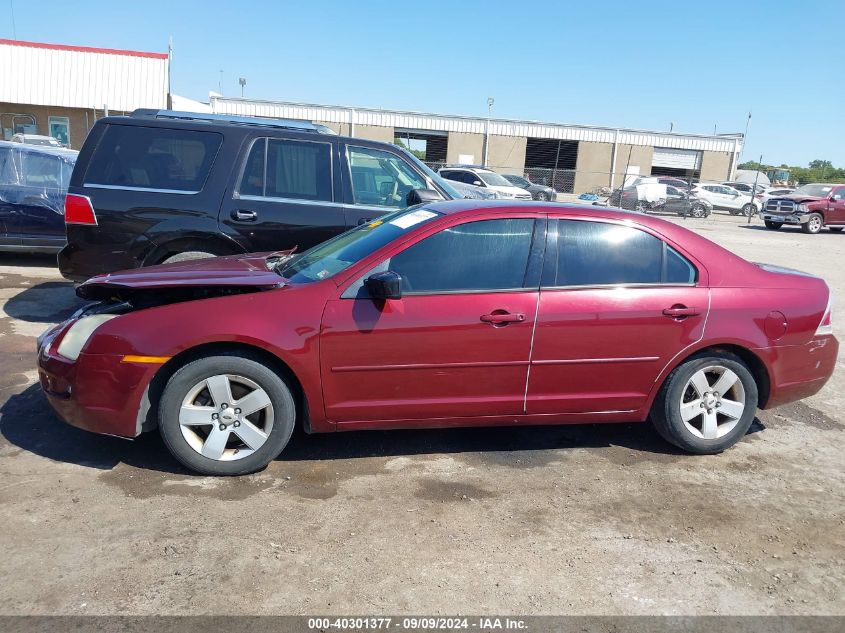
left=741, top=112, right=751, bottom=160
left=483, top=97, right=494, bottom=167
left=238, top=77, right=246, bottom=97
left=748, top=154, right=763, bottom=225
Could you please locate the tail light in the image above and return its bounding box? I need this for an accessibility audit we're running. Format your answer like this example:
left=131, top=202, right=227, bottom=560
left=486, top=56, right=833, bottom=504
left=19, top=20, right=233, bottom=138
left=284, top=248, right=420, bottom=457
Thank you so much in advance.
left=816, top=295, right=833, bottom=336
left=64, top=194, right=98, bottom=225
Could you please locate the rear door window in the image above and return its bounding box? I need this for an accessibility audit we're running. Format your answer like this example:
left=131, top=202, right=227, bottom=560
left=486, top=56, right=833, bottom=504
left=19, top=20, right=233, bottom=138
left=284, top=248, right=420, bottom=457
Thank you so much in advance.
left=237, top=138, right=333, bottom=202
left=84, top=125, right=222, bottom=192
left=551, top=220, right=696, bottom=286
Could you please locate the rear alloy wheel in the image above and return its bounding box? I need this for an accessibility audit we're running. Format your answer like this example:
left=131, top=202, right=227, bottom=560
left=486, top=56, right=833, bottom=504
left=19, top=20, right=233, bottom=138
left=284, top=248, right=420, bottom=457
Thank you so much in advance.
left=159, top=354, right=296, bottom=475
left=689, top=204, right=708, bottom=218
left=651, top=353, right=758, bottom=454
left=741, top=203, right=756, bottom=217
left=162, top=251, right=217, bottom=264
left=764, top=220, right=782, bottom=230
left=801, top=213, right=823, bottom=234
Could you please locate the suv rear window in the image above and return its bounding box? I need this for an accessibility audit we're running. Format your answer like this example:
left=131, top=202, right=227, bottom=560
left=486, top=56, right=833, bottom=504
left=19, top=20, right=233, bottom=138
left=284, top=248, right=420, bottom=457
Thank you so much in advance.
left=84, top=125, right=222, bottom=192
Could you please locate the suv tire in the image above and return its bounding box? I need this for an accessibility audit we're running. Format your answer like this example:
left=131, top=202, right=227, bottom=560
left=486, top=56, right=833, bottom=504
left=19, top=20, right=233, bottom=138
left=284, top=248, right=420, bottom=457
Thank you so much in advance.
left=162, top=251, right=218, bottom=264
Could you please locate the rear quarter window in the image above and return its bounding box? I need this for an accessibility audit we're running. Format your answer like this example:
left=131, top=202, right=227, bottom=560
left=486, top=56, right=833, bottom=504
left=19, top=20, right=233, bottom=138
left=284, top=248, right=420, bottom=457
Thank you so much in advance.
left=84, top=125, right=222, bottom=192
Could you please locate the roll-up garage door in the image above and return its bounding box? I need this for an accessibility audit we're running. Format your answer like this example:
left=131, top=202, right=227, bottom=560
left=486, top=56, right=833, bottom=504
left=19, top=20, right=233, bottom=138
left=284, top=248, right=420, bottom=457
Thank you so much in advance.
left=652, top=148, right=702, bottom=170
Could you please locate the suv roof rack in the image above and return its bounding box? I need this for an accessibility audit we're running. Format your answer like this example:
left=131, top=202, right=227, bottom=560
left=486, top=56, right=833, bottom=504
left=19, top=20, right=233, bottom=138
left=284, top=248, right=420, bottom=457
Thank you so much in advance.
left=129, top=109, right=337, bottom=135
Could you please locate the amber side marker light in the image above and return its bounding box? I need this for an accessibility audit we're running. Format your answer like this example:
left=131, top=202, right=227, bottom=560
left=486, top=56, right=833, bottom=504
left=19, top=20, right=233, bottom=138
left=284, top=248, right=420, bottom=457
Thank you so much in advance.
left=121, top=355, right=172, bottom=364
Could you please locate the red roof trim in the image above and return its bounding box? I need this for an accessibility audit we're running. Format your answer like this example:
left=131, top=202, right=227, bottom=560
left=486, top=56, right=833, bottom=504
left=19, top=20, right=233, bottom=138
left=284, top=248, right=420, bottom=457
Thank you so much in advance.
left=0, top=38, right=168, bottom=60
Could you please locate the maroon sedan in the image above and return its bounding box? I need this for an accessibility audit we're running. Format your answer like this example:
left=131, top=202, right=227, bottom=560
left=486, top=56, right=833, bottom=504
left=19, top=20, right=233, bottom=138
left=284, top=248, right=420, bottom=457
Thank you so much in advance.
left=37, top=201, right=837, bottom=475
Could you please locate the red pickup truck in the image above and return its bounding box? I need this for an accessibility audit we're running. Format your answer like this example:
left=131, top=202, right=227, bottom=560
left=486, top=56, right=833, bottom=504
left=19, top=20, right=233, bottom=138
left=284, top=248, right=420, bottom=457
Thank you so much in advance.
left=762, top=183, right=845, bottom=234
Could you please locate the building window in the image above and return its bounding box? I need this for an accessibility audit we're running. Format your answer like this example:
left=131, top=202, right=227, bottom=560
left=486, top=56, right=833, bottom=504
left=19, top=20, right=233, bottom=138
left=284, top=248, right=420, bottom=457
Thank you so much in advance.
left=48, top=116, right=70, bottom=147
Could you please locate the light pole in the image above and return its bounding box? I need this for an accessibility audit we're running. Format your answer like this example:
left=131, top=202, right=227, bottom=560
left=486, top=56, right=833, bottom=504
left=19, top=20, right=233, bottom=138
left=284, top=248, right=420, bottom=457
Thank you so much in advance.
left=741, top=111, right=751, bottom=160
left=239, top=77, right=247, bottom=97
left=484, top=97, right=494, bottom=167
left=218, top=70, right=224, bottom=95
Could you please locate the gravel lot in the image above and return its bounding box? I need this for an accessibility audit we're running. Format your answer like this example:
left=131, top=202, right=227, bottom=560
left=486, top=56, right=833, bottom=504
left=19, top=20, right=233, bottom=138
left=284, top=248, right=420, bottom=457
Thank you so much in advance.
left=0, top=212, right=843, bottom=616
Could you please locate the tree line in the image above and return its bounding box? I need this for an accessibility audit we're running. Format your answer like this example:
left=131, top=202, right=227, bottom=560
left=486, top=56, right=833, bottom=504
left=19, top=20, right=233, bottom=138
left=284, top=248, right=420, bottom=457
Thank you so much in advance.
left=739, top=159, right=845, bottom=184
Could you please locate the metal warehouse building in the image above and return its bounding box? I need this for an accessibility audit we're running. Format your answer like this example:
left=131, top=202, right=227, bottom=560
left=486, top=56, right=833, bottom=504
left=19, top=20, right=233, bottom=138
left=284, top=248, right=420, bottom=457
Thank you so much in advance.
left=207, top=95, right=743, bottom=195
left=0, top=38, right=169, bottom=149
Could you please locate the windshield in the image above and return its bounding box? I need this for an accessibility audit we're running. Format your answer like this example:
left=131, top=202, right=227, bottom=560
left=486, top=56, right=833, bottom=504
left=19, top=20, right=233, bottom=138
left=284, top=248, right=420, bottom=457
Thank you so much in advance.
left=279, top=208, right=443, bottom=283
left=399, top=150, right=463, bottom=200
left=505, top=175, right=530, bottom=188
left=478, top=171, right=514, bottom=187
left=793, top=184, right=834, bottom=197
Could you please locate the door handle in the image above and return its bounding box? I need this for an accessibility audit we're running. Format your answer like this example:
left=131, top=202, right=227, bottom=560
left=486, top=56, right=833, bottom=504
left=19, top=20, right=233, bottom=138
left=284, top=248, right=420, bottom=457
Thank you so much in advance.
left=662, top=306, right=701, bottom=318
left=480, top=312, right=526, bottom=325
left=231, top=209, right=257, bottom=222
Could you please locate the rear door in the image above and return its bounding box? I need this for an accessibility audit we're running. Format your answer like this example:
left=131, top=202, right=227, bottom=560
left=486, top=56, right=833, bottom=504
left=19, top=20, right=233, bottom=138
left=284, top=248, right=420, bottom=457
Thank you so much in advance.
left=526, top=218, right=708, bottom=414
left=221, top=135, right=345, bottom=252
left=340, top=143, right=434, bottom=228
left=0, top=145, right=17, bottom=246
left=11, top=151, right=68, bottom=249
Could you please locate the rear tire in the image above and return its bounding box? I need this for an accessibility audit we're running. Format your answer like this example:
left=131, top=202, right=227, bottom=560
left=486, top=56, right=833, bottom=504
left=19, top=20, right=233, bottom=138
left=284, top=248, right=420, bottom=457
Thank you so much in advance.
left=162, top=251, right=217, bottom=264
left=158, top=354, right=296, bottom=476
left=801, top=213, right=823, bottom=234
left=741, top=203, right=756, bottom=217
left=651, top=352, right=758, bottom=454
left=764, top=220, right=782, bottom=230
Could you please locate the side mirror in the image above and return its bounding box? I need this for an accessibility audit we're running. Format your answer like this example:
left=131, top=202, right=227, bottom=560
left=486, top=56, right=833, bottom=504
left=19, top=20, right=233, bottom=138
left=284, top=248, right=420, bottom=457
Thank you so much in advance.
left=406, top=188, right=441, bottom=206
left=472, top=180, right=483, bottom=187
left=365, top=270, right=402, bottom=301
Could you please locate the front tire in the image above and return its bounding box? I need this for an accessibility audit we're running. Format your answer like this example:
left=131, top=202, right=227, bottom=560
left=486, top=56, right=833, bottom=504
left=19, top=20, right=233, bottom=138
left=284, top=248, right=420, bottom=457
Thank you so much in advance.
left=158, top=354, right=296, bottom=475
left=741, top=203, right=756, bottom=217
left=801, top=213, right=823, bottom=234
left=689, top=204, right=708, bottom=218
left=651, top=352, right=758, bottom=454
left=764, top=220, right=782, bottom=230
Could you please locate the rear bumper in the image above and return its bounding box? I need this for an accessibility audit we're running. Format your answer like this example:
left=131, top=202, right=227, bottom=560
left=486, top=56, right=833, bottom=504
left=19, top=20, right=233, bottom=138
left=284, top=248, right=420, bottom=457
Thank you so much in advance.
left=58, top=232, right=153, bottom=282
left=757, top=335, right=838, bottom=409
left=37, top=343, right=156, bottom=438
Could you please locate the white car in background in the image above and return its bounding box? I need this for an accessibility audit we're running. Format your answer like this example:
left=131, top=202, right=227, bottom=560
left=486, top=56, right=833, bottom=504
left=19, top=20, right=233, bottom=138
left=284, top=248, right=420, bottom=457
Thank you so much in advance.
left=692, top=183, right=761, bottom=216
left=759, top=187, right=796, bottom=207
left=438, top=166, right=532, bottom=199
left=10, top=133, right=63, bottom=147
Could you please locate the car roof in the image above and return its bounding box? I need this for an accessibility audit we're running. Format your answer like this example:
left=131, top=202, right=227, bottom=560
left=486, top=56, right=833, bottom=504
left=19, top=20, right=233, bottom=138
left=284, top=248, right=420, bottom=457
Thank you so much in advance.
left=0, top=139, right=78, bottom=159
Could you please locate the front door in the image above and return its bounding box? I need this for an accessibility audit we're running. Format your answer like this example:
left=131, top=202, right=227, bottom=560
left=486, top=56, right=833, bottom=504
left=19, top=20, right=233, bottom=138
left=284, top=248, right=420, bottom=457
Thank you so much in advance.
left=827, top=187, right=845, bottom=225
left=526, top=218, right=709, bottom=414
left=340, top=144, right=437, bottom=228
left=320, top=216, right=543, bottom=423
left=221, top=136, right=346, bottom=253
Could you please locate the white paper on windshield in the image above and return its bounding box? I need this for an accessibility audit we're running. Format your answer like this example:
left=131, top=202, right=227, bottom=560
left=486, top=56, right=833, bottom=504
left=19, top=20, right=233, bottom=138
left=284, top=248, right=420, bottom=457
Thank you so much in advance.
left=390, top=209, right=437, bottom=229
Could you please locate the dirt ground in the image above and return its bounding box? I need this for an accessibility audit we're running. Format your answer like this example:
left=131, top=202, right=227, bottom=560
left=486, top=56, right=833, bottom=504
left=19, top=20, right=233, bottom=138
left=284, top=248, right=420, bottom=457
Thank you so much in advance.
left=0, top=212, right=843, bottom=616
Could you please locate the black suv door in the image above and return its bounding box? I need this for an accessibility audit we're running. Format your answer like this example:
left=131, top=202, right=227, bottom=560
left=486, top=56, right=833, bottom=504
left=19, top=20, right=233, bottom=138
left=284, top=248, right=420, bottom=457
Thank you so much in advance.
left=340, top=143, right=437, bottom=227
left=220, top=134, right=345, bottom=253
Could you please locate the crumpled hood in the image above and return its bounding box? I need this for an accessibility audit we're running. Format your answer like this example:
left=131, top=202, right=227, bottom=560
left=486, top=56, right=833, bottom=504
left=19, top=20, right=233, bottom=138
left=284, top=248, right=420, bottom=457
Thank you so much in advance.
left=76, top=251, right=288, bottom=301
left=774, top=194, right=825, bottom=204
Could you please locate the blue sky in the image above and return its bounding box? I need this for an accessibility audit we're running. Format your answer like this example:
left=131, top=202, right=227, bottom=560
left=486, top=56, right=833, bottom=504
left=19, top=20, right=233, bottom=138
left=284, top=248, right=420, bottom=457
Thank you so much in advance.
left=7, top=0, right=844, bottom=166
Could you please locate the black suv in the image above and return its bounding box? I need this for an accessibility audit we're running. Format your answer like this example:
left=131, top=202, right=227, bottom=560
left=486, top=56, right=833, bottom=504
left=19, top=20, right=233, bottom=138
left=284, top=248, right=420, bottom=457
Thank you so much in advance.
left=59, top=110, right=460, bottom=281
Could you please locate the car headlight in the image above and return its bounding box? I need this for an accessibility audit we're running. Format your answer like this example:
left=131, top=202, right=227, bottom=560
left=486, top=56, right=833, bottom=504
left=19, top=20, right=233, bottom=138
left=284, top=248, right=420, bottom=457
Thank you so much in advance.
left=56, top=314, right=117, bottom=361
left=797, top=203, right=809, bottom=213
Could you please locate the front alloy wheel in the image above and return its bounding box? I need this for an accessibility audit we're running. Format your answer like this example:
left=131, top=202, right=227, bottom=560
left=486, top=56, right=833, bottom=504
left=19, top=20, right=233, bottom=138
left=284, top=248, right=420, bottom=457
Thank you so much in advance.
left=159, top=354, right=296, bottom=475
left=801, top=213, right=823, bottom=234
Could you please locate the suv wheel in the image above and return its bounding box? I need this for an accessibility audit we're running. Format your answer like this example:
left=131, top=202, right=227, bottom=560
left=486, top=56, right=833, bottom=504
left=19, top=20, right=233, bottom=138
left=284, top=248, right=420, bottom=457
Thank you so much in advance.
left=158, top=354, right=296, bottom=476
left=764, top=220, right=782, bottom=230
left=162, top=251, right=217, bottom=264
left=801, top=213, right=823, bottom=234
left=741, top=203, right=756, bottom=217
left=651, top=352, right=758, bottom=454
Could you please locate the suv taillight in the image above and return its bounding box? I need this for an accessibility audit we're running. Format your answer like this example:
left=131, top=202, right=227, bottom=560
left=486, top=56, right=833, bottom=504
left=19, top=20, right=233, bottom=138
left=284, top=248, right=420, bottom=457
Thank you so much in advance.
left=816, top=296, right=833, bottom=336
left=64, top=194, right=98, bottom=225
